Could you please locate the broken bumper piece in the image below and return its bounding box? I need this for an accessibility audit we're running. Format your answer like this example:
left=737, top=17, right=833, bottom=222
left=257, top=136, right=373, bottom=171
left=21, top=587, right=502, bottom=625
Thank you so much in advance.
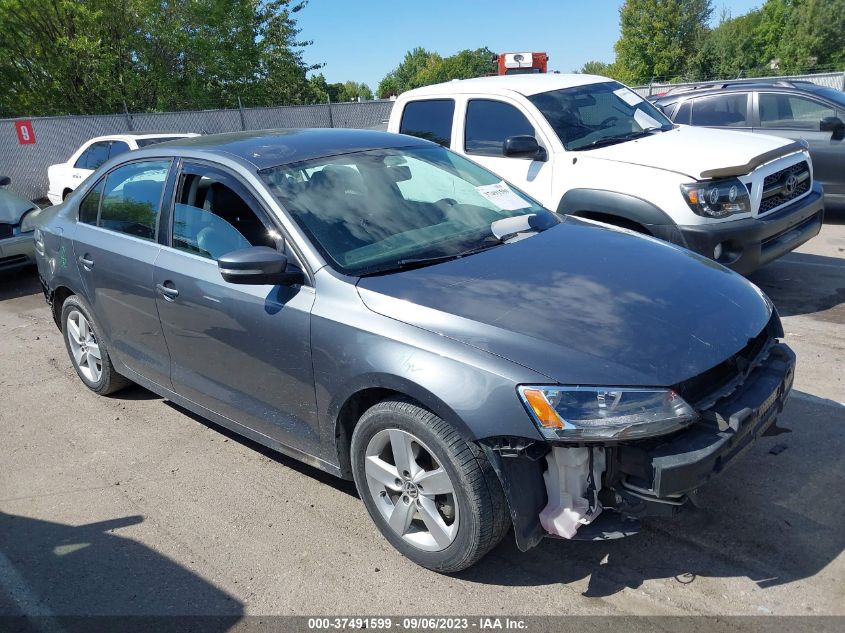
left=482, top=342, right=796, bottom=551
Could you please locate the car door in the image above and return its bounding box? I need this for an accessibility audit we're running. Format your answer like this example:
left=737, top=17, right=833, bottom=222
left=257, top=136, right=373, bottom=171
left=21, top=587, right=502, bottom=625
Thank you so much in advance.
left=152, top=161, right=319, bottom=453
left=688, top=93, right=752, bottom=131
left=71, top=158, right=174, bottom=388
left=459, top=98, right=554, bottom=204
left=753, top=91, right=844, bottom=196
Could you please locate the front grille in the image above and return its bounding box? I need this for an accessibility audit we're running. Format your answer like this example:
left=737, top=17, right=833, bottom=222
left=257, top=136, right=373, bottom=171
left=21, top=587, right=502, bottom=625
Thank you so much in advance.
left=674, top=316, right=775, bottom=408
left=0, top=224, right=13, bottom=239
left=759, top=161, right=810, bottom=214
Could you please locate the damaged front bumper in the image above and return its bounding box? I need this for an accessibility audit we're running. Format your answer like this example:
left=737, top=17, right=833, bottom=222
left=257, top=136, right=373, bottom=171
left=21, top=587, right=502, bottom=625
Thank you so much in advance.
left=481, top=342, right=796, bottom=551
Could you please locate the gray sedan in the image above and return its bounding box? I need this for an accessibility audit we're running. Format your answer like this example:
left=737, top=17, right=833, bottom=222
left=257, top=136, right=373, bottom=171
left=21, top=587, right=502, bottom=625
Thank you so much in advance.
left=34, top=129, right=796, bottom=571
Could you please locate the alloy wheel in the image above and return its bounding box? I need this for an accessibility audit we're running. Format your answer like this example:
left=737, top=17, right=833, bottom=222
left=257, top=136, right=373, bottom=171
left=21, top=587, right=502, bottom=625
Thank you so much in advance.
left=364, top=428, right=459, bottom=552
left=66, top=310, right=102, bottom=383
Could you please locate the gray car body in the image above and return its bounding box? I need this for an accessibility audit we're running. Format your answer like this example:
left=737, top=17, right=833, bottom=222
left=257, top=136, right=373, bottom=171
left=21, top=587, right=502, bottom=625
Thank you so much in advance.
left=34, top=129, right=775, bottom=481
left=0, top=184, right=39, bottom=271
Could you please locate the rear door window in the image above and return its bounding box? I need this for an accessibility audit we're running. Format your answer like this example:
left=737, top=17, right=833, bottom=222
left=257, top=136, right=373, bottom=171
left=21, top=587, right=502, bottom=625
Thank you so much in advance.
left=78, top=179, right=105, bottom=225
left=74, top=142, right=110, bottom=169
left=399, top=100, right=455, bottom=146
left=109, top=141, right=131, bottom=159
left=464, top=99, right=535, bottom=155
left=99, top=160, right=171, bottom=240
left=690, top=94, right=749, bottom=127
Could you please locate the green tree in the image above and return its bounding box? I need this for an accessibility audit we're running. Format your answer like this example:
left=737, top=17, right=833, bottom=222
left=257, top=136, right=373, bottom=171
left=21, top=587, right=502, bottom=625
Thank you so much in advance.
left=614, top=0, right=713, bottom=83
left=779, top=0, right=845, bottom=71
left=0, top=0, right=321, bottom=116
left=377, top=47, right=495, bottom=97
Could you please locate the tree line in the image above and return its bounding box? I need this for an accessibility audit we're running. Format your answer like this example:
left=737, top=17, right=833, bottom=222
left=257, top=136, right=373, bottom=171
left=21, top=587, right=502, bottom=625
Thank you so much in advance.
left=581, top=0, right=845, bottom=84
left=0, top=0, right=376, bottom=117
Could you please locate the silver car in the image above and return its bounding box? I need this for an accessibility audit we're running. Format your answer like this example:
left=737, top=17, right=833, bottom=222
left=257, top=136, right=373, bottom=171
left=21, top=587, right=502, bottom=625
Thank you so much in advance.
left=0, top=176, right=40, bottom=272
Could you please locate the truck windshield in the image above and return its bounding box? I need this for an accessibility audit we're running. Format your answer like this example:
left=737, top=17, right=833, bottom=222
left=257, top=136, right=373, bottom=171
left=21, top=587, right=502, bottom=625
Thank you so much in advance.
left=260, top=146, right=557, bottom=276
left=529, top=81, right=673, bottom=151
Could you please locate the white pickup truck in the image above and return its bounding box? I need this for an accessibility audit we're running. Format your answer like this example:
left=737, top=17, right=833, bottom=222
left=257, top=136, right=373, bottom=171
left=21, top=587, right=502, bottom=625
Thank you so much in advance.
left=387, top=74, right=824, bottom=274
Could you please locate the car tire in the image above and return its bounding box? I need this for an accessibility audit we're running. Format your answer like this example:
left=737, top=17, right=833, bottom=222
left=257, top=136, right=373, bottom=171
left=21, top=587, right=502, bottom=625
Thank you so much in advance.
left=61, top=295, right=130, bottom=395
left=351, top=398, right=510, bottom=572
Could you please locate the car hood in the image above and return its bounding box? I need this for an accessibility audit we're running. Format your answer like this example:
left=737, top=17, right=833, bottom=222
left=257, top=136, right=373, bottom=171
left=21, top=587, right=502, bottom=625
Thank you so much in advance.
left=357, top=218, right=772, bottom=387
left=583, top=125, right=799, bottom=180
left=0, top=189, right=37, bottom=223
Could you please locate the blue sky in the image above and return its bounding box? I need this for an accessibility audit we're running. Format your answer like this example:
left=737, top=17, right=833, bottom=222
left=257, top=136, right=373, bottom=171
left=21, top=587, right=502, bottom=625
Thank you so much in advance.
left=297, top=0, right=764, bottom=90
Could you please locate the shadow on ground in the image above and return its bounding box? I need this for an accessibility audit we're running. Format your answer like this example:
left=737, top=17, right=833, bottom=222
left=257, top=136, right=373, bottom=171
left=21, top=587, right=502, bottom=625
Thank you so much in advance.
left=457, top=392, right=845, bottom=596
left=0, top=513, right=243, bottom=628
left=0, top=267, right=41, bottom=302
left=751, top=253, right=845, bottom=319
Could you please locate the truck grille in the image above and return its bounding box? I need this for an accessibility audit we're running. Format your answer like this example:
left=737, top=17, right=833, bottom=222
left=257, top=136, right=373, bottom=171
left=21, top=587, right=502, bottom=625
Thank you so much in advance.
left=0, top=224, right=13, bottom=239
left=759, top=161, right=810, bottom=215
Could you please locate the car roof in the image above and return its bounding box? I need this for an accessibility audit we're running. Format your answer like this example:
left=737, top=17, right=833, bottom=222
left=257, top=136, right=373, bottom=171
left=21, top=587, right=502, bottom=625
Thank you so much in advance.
left=652, top=80, right=829, bottom=102
left=401, top=73, right=611, bottom=98
left=144, top=128, right=435, bottom=169
left=86, top=132, right=198, bottom=143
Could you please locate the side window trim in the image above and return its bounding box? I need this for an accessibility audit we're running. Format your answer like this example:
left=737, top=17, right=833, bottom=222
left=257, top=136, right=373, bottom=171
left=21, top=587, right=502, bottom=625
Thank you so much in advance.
left=169, top=159, right=313, bottom=284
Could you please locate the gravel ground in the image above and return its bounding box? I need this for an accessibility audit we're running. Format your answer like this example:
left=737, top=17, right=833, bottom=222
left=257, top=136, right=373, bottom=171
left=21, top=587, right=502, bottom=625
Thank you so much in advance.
left=0, top=220, right=843, bottom=619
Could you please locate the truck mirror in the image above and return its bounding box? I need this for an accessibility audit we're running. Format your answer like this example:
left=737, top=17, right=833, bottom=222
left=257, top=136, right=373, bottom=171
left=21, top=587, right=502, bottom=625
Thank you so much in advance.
left=503, top=136, right=547, bottom=161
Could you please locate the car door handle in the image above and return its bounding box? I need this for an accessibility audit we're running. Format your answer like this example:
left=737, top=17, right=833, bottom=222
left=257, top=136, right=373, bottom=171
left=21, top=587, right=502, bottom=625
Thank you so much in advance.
left=78, top=255, right=94, bottom=269
left=156, top=283, right=179, bottom=301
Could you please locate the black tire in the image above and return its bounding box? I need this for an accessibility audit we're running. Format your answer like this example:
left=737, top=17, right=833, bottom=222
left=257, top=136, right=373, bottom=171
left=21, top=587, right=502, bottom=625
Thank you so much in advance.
left=60, top=295, right=130, bottom=395
left=351, top=398, right=510, bottom=572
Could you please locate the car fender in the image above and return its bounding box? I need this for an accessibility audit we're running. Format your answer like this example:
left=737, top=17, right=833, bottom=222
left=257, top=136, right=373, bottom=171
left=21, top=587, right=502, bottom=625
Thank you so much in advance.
left=557, top=188, right=687, bottom=246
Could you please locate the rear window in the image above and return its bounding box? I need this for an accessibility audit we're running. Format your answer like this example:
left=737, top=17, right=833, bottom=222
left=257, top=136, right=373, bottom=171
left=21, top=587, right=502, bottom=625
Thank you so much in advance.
left=399, top=100, right=454, bottom=146
left=136, top=137, right=185, bottom=147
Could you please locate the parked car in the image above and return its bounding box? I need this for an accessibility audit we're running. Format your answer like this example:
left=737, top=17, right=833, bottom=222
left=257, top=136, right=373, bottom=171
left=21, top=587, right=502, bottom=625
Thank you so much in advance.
left=47, top=133, right=199, bottom=205
left=0, top=176, right=41, bottom=272
left=651, top=80, right=845, bottom=210
left=35, top=129, right=796, bottom=572
left=387, top=74, right=824, bottom=275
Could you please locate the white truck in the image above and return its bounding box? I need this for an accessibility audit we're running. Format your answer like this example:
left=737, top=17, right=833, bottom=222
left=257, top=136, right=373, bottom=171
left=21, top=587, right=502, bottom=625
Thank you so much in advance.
left=387, top=74, right=824, bottom=274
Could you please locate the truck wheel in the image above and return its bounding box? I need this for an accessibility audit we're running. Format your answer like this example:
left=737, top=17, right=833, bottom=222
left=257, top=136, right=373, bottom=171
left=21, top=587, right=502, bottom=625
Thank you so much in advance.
left=351, top=398, right=510, bottom=572
left=61, top=295, right=130, bottom=395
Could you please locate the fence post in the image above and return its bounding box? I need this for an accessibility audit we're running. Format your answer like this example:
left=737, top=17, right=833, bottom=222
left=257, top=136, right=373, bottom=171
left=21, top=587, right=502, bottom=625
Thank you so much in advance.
left=123, top=101, right=134, bottom=132
left=648, top=80, right=653, bottom=97
left=237, top=97, right=247, bottom=131
left=841, top=70, right=845, bottom=91
left=326, top=96, right=335, bottom=128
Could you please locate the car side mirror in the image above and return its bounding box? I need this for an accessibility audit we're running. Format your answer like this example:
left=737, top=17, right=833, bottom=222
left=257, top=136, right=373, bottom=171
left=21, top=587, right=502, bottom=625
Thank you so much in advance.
left=0, top=176, right=10, bottom=187
left=503, top=135, right=547, bottom=161
left=820, top=116, right=845, bottom=140
left=217, top=246, right=304, bottom=286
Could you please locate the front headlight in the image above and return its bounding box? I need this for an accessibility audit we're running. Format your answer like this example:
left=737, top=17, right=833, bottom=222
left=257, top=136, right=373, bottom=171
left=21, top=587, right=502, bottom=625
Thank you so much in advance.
left=681, top=178, right=750, bottom=219
left=19, top=207, right=40, bottom=233
left=518, top=386, right=697, bottom=441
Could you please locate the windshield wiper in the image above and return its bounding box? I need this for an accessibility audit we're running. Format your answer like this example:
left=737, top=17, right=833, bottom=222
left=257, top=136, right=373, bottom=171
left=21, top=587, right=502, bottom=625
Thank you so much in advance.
left=575, top=125, right=672, bottom=151
left=360, top=242, right=503, bottom=276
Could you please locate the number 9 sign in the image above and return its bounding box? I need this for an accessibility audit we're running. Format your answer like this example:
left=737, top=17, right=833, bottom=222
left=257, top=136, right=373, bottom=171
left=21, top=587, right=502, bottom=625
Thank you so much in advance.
left=15, top=120, right=36, bottom=145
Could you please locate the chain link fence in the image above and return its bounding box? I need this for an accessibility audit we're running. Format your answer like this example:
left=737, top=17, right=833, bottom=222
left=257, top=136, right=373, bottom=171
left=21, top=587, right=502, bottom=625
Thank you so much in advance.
left=0, top=101, right=395, bottom=201
left=630, top=70, right=845, bottom=97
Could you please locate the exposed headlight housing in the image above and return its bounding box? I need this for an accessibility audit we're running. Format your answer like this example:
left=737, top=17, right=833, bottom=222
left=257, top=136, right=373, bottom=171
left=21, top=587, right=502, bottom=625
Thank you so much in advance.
left=681, top=178, right=750, bottom=219
left=518, top=385, right=698, bottom=441
left=19, top=207, right=40, bottom=233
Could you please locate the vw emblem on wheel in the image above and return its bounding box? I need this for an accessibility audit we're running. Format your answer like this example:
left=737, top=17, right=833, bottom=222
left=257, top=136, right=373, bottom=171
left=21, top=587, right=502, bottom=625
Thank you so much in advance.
left=783, top=173, right=798, bottom=196
left=402, top=480, right=419, bottom=498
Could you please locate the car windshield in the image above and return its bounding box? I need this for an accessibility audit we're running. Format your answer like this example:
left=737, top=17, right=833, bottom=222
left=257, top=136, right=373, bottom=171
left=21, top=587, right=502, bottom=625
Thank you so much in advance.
left=528, top=81, right=673, bottom=151
left=260, top=145, right=558, bottom=276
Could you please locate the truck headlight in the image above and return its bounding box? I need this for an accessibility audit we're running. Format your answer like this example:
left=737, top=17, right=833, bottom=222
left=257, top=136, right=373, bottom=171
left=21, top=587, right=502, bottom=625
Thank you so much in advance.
left=518, top=386, right=697, bottom=441
left=681, top=178, right=750, bottom=218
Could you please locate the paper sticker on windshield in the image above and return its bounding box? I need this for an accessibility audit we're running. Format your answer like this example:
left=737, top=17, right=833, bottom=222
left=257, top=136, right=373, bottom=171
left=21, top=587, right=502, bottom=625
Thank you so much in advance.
left=475, top=181, right=530, bottom=211
left=614, top=87, right=642, bottom=107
